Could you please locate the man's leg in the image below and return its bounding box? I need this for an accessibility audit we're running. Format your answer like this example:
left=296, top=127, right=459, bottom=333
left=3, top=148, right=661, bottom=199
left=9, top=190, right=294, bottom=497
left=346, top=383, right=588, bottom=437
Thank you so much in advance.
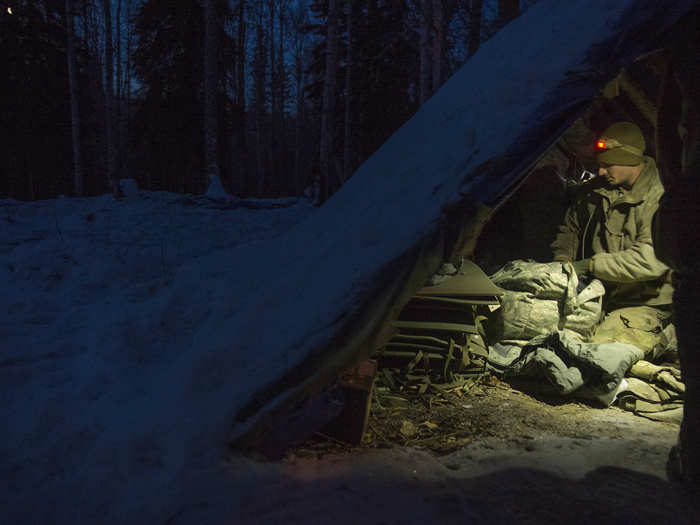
left=591, top=305, right=673, bottom=360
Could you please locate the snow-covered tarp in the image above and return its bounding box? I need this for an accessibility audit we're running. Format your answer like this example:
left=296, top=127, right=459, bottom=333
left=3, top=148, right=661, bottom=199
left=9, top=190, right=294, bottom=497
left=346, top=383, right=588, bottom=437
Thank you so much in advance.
left=2, top=1, right=695, bottom=523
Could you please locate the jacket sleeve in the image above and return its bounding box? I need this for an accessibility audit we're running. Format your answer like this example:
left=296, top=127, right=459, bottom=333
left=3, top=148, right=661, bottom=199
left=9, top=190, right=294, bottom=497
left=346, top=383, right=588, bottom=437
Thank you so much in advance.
left=591, top=208, right=670, bottom=283
left=550, top=205, right=579, bottom=262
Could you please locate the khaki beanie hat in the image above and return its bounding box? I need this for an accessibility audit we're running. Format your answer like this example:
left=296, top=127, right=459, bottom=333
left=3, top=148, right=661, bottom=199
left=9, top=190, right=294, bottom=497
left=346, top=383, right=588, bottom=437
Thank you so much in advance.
left=595, top=122, right=646, bottom=166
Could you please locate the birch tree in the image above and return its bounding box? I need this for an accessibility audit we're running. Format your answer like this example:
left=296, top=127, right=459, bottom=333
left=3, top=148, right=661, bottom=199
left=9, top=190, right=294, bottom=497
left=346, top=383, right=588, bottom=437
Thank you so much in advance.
left=65, top=0, right=83, bottom=196
left=204, top=0, right=225, bottom=195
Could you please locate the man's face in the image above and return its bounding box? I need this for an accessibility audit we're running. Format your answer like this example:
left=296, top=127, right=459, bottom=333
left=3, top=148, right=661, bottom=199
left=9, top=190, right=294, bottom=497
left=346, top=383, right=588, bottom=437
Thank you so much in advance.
left=598, top=163, right=642, bottom=189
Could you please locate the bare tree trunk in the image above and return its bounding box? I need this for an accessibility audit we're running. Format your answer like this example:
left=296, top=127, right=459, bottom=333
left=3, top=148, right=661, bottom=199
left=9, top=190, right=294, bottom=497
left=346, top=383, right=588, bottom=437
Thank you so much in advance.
left=204, top=0, right=225, bottom=196
left=66, top=0, right=83, bottom=196
left=268, top=1, right=275, bottom=115
left=358, top=0, right=378, bottom=162
left=84, top=0, right=102, bottom=188
left=235, top=0, right=247, bottom=194
left=237, top=0, right=247, bottom=112
left=254, top=17, right=266, bottom=194
left=116, top=0, right=121, bottom=99
left=103, top=0, right=120, bottom=197
left=123, top=0, right=133, bottom=185
left=278, top=0, right=286, bottom=192
left=432, top=0, right=443, bottom=93
left=115, top=0, right=122, bottom=178
left=318, top=0, right=338, bottom=205
left=27, top=165, right=35, bottom=201
left=419, top=0, right=431, bottom=104
left=343, top=0, right=354, bottom=183
left=267, top=0, right=287, bottom=195
left=497, top=0, right=519, bottom=28
left=267, top=0, right=277, bottom=194
left=292, top=2, right=307, bottom=195
left=295, top=71, right=303, bottom=195
left=467, top=0, right=483, bottom=58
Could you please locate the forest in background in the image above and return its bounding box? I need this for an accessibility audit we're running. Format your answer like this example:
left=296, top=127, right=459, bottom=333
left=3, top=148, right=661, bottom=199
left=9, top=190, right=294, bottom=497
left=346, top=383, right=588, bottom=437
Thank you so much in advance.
left=1, top=0, right=532, bottom=203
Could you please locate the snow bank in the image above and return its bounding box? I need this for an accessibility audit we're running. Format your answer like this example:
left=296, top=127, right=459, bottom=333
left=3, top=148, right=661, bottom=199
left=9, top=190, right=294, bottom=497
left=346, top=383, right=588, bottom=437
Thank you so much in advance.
left=0, top=192, right=312, bottom=522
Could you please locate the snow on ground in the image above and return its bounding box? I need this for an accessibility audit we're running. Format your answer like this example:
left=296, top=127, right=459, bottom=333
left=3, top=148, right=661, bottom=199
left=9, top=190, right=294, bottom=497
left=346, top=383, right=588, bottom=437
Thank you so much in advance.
left=0, top=190, right=315, bottom=523
left=236, top=434, right=689, bottom=525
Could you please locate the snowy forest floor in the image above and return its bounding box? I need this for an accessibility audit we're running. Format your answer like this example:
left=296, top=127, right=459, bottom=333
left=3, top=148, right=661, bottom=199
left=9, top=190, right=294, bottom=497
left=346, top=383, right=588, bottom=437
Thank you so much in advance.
left=237, top=378, right=697, bottom=525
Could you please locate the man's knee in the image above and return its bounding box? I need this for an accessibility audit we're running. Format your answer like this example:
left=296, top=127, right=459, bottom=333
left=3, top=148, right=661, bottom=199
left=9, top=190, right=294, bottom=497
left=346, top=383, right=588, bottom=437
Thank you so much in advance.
left=592, top=305, right=672, bottom=359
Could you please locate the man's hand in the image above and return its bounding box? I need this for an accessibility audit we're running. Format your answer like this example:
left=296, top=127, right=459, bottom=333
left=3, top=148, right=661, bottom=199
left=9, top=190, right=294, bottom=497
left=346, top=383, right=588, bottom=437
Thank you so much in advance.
left=571, top=258, right=592, bottom=277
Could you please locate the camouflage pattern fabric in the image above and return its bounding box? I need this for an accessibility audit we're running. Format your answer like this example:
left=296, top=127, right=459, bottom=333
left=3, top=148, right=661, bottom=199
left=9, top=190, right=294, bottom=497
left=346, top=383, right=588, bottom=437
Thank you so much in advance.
left=617, top=361, right=685, bottom=424
left=591, top=305, right=673, bottom=360
left=489, top=260, right=605, bottom=343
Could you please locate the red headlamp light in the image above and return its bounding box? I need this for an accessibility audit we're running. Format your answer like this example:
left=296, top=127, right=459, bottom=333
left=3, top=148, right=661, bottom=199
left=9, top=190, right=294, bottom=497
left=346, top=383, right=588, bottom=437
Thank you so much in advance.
left=595, top=138, right=621, bottom=151
left=595, top=137, right=644, bottom=157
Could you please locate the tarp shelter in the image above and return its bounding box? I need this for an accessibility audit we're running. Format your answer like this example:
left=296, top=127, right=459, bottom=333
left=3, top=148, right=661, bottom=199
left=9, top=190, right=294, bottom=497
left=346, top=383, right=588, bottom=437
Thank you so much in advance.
left=231, top=0, right=696, bottom=451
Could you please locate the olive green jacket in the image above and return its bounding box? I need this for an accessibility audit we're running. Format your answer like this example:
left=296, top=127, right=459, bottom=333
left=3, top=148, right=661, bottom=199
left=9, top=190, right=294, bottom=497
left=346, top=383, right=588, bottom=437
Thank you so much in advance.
left=551, top=157, right=673, bottom=307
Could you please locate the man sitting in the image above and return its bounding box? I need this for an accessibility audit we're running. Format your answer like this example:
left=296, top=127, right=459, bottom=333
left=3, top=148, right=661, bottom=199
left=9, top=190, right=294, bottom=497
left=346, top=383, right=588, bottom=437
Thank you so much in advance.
left=551, top=121, right=674, bottom=359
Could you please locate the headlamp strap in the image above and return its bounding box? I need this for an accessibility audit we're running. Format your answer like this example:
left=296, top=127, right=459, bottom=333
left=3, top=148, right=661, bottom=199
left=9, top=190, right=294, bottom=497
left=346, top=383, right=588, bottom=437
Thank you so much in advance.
left=596, top=137, right=644, bottom=157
